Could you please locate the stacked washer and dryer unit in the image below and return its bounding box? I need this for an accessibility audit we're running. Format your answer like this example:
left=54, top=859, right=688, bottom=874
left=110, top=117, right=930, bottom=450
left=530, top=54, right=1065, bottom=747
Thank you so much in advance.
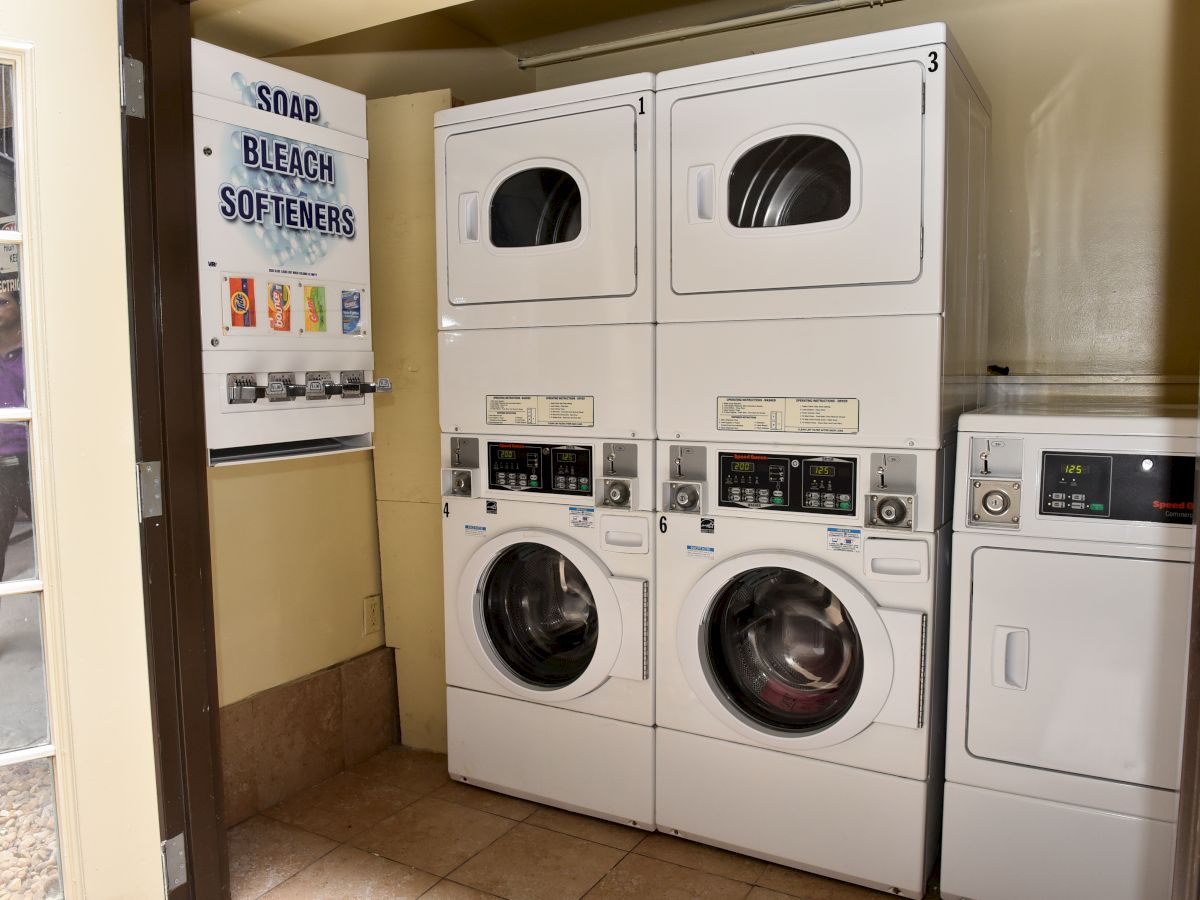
left=652, top=24, right=989, bottom=898
left=435, top=76, right=660, bottom=829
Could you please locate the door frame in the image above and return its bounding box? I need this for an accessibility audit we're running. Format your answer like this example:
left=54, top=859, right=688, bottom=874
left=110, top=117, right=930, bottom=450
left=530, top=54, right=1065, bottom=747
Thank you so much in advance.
left=120, top=0, right=227, bottom=896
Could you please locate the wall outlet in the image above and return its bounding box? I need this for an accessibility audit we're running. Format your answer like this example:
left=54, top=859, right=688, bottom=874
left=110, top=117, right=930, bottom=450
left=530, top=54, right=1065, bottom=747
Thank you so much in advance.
left=363, top=594, right=382, bottom=636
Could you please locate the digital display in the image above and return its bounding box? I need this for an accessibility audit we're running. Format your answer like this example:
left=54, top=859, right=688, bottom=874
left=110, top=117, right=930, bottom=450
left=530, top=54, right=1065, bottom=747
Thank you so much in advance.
left=557, top=452, right=576, bottom=463
left=809, top=465, right=835, bottom=477
left=498, top=450, right=516, bottom=460
left=731, top=462, right=755, bottom=473
left=1060, top=463, right=1089, bottom=476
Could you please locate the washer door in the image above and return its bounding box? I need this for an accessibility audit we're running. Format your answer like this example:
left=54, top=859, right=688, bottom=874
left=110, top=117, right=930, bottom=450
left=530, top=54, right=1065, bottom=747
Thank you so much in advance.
left=678, top=551, right=896, bottom=750
left=458, top=529, right=641, bottom=701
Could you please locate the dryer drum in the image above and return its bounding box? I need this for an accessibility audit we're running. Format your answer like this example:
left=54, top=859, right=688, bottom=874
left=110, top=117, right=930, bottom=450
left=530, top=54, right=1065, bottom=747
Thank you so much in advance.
left=707, top=567, right=864, bottom=732
left=490, top=167, right=582, bottom=247
left=728, top=135, right=851, bottom=229
left=481, top=542, right=599, bottom=687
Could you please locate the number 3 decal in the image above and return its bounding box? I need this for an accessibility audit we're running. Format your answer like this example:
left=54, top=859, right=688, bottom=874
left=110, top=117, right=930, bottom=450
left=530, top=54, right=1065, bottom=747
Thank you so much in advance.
left=927, top=51, right=939, bottom=73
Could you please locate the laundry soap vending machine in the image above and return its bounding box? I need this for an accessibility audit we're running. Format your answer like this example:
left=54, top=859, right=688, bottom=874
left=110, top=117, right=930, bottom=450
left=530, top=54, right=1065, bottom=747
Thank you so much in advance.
left=191, top=41, right=389, bottom=464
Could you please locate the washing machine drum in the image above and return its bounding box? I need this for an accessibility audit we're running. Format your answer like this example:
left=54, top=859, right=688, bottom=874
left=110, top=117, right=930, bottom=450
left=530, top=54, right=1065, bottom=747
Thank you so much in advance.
left=481, top=541, right=599, bottom=688
left=727, top=135, right=851, bottom=229
left=489, top=167, right=582, bottom=248
left=707, top=566, right=864, bottom=732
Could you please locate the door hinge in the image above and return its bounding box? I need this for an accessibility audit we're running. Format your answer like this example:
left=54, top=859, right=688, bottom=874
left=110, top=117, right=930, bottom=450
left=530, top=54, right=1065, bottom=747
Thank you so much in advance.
left=137, top=461, right=163, bottom=521
left=641, top=581, right=650, bottom=681
left=122, top=55, right=146, bottom=119
left=916, top=613, right=928, bottom=728
left=921, top=81, right=926, bottom=115
left=919, top=224, right=925, bottom=259
left=161, top=833, right=187, bottom=892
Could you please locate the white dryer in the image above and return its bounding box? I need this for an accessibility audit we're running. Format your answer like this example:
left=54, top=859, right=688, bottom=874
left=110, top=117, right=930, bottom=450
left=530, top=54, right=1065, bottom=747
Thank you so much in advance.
left=435, top=75, right=654, bottom=330
left=441, top=433, right=655, bottom=829
left=654, top=440, right=949, bottom=897
left=654, top=23, right=989, bottom=450
left=941, top=403, right=1197, bottom=900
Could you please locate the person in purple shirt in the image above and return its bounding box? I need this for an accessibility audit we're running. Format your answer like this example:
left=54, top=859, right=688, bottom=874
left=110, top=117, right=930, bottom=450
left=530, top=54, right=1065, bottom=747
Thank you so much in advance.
left=0, top=285, right=28, bottom=580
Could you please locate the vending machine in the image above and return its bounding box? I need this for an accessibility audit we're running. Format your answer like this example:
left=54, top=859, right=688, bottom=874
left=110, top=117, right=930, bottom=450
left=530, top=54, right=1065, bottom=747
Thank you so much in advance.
left=192, top=41, right=388, bottom=464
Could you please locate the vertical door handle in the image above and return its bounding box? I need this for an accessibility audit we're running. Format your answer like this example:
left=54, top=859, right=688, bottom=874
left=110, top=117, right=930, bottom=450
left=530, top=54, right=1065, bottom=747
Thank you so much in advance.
left=991, top=626, right=1029, bottom=690
left=458, top=192, right=479, bottom=243
left=688, top=165, right=715, bottom=223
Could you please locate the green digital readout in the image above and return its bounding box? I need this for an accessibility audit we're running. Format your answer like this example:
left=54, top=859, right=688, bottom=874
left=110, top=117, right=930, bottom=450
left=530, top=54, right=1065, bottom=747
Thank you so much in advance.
left=809, top=465, right=835, bottom=477
left=498, top=450, right=516, bottom=460
left=731, top=461, right=756, bottom=473
left=1061, top=463, right=1090, bottom=476
left=558, top=452, right=577, bottom=463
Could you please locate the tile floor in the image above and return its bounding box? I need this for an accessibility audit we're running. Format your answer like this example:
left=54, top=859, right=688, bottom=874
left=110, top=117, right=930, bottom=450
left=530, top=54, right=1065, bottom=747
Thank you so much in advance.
left=230, top=744, right=936, bottom=899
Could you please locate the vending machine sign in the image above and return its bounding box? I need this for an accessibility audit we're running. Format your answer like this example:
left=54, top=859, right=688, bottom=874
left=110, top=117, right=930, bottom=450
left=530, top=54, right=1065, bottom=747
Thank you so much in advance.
left=228, top=277, right=256, bottom=327
left=304, top=285, right=327, bottom=332
left=342, top=290, right=361, bottom=335
left=267, top=283, right=291, bottom=332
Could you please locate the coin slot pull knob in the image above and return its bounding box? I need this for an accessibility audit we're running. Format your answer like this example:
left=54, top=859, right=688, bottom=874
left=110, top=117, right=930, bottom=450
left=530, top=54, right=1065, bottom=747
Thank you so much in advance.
left=983, top=490, right=1010, bottom=516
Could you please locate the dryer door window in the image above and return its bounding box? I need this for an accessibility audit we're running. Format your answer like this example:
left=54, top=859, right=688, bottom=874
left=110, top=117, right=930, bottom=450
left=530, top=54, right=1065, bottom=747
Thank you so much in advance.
left=490, top=167, right=582, bottom=247
left=480, top=541, right=599, bottom=687
left=727, top=135, right=852, bottom=229
left=705, top=566, right=864, bottom=732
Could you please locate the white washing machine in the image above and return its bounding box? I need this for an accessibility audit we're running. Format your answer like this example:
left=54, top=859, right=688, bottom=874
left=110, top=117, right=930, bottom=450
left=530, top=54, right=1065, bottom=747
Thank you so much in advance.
left=654, top=23, right=989, bottom=450
left=435, top=74, right=654, bottom=330
left=654, top=439, right=950, bottom=897
left=941, top=403, right=1197, bottom=900
left=441, top=432, right=656, bottom=828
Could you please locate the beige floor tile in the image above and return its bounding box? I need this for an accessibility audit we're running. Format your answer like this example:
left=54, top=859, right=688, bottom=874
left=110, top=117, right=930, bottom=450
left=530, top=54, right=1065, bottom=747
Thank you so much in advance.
left=745, top=889, right=794, bottom=900
left=525, top=806, right=646, bottom=851
left=421, top=882, right=505, bottom=899
left=352, top=796, right=515, bottom=876
left=261, top=845, right=437, bottom=899
left=756, top=863, right=882, bottom=898
left=583, top=853, right=752, bottom=900
left=352, top=745, right=452, bottom=794
left=227, top=816, right=337, bottom=900
left=431, top=780, right=539, bottom=821
left=263, top=771, right=421, bottom=841
left=449, top=822, right=625, bottom=900
left=633, top=833, right=767, bottom=884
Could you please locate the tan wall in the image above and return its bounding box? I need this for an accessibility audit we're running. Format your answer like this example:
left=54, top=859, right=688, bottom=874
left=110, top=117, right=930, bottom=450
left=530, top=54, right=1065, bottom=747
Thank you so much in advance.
left=368, top=89, right=454, bottom=753
left=536, top=0, right=1198, bottom=378
left=210, top=453, right=383, bottom=705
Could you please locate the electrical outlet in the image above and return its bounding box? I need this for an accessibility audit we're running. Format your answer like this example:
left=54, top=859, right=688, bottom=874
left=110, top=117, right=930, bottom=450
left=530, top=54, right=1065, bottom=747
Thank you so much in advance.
left=363, top=594, right=382, bottom=636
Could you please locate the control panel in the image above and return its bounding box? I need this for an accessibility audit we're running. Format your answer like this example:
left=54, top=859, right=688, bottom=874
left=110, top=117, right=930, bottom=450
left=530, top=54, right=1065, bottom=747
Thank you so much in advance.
left=1040, top=452, right=1194, bottom=524
left=717, top=453, right=855, bottom=515
left=488, top=442, right=592, bottom=496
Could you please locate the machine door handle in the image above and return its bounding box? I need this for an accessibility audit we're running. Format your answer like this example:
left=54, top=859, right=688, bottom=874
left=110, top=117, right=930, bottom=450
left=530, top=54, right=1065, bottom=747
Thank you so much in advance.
left=992, top=626, right=1029, bottom=690
left=459, top=192, right=479, bottom=242
left=688, top=165, right=715, bottom=223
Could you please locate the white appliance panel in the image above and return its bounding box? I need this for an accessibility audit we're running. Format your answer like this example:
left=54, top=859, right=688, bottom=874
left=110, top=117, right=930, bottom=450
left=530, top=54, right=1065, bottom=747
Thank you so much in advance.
left=657, top=728, right=932, bottom=898
left=940, top=783, right=1176, bottom=900
left=439, top=325, right=653, bottom=439
left=669, top=62, right=924, bottom=297
left=966, top=548, right=1191, bottom=790
left=444, top=105, right=637, bottom=307
left=448, top=688, right=654, bottom=829
left=656, top=318, right=945, bottom=448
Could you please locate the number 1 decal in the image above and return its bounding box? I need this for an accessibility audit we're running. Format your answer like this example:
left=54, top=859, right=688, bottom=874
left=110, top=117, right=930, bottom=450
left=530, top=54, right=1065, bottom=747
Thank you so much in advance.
left=927, top=51, right=939, bottom=72
left=638, top=96, right=646, bottom=115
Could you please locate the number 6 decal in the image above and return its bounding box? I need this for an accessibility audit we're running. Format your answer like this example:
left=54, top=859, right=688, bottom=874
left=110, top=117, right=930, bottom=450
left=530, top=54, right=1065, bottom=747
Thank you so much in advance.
left=659, top=516, right=668, bottom=534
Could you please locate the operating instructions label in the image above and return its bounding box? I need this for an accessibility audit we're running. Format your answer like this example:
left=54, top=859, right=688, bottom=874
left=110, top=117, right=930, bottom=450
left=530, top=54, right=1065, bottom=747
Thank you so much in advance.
left=486, top=394, right=594, bottom=428
left=716, top=397, right=859, bottom=435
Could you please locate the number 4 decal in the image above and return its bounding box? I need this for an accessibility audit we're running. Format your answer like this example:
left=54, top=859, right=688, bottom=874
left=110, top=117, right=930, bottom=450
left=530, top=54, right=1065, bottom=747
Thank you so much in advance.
left=443, top=502, right=450, bottom=518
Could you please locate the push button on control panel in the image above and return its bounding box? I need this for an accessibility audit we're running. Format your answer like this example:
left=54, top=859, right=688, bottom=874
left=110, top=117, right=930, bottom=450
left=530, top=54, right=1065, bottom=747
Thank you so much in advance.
left=717, top=453, right=855, bottom=516
left=488, top=443, right=592, bottom=497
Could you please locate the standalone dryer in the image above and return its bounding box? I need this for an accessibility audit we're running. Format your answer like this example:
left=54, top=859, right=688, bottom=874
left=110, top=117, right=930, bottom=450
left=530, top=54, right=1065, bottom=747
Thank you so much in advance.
left=435, top=75, right=654, bottom=330
left=654, top=440, right=949, bottom=897
left=941, top=403, right=1197, bottom=900
left=654, top=24, right=989, bottom=450
left=441, top=433, right=655, bottom=828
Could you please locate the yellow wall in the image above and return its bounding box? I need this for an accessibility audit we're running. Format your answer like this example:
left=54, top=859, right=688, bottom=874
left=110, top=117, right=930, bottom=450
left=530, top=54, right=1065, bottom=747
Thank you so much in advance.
left=368, top=89, right=454, bottom=753
left=536, top=0, right=1197, bottom=378
left=209, top=452, right=383, bottom=705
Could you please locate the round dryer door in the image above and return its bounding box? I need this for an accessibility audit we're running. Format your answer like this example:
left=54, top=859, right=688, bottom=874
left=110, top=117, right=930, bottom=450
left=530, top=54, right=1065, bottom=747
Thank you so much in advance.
left=458, top=529, right=632, bottom=702
left=678, top=552, right=895, bottom=751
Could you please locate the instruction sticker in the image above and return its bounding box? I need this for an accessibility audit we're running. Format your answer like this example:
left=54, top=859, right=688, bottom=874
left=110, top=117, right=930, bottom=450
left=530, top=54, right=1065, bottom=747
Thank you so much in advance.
left=716, top=397, right=859, bottom=435
left=465, top=524, right=487, bottom=536
left=826, top=527, right=862, bottom=552
left=686, top=544, right=715, bottom=560
left=486, top=395, right=594, bottom=428
left=569, top=506, right=595, bottom=529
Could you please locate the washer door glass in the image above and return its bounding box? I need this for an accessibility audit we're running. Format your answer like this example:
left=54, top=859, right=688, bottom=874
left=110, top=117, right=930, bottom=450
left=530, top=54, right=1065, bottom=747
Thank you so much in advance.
left=481, top=542, right=599, bottom=687
left=490, top=167, right=582, bottom=247
left=727, top=135, right=851, bottom=228
left=705, top=566, right=864, bottom=732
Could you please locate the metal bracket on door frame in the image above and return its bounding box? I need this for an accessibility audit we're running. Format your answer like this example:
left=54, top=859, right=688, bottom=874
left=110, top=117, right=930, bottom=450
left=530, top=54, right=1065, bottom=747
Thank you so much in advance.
left=137, top=460, right=163, bottom=521
left=122, top=55, right=146, bottom=119
left=161, top=832, right=187, bottom=891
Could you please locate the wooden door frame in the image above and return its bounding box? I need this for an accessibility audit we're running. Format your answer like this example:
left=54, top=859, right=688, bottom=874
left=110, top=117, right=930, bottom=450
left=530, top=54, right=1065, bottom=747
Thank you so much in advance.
left=120, top=0, right=227, bottom=897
